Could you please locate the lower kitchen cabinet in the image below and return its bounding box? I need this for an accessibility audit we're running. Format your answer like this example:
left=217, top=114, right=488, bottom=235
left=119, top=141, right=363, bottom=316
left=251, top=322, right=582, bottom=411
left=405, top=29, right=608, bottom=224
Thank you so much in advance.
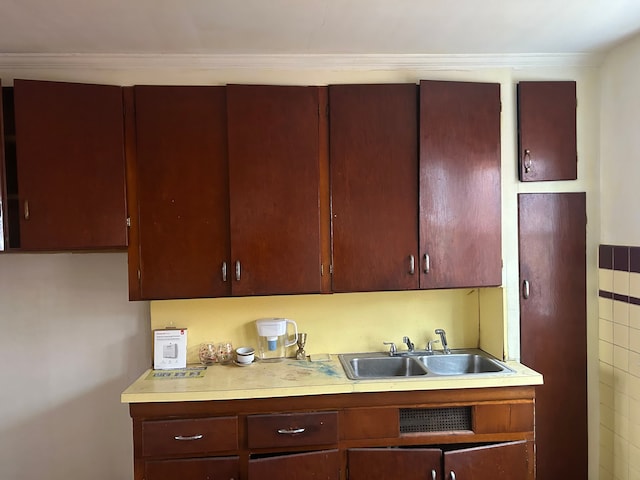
left=248, top=450, right=340, bottom=479
left=128, top=387, right=536, bottom=480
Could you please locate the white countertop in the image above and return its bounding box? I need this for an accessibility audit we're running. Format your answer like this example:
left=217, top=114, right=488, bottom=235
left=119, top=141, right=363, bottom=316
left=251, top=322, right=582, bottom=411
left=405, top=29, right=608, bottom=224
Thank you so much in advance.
left=121, top=356, right=543, bottom=403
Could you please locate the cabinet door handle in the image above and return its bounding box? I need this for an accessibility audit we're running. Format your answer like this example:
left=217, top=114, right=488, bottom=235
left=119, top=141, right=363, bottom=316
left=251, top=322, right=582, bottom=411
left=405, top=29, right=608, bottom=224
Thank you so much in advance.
left=24, top=200, right=30, bottom=220
left=431, top=469, right=436, bottom=479
left=423, top=253, right=430, bottom=274
left=522, top=280, right=530, bottom=299
left=409, top=255, right=415, bottom=275
left=235, top=260, right=241, bottom=281
left=523, top=149, right=532, bottom=173
left=174, top=434, right=203, bottom=441
left=222, top=262, right=228, bottom=282
left=277, top=427, right=305, bottom=435
left=450, top=472, right=456, bottom=480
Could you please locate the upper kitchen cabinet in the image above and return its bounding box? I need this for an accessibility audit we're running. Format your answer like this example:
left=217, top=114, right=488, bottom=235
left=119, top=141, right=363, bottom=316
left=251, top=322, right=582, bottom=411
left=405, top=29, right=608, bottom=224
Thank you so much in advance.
left=419, top=80, right=502, bottom=289
left=329, top=83, right=419, bottom=292
left=129, top=86, right=230, bottom=300
left=11, top=79, right=127, bottom=250
left=517, top=81, right=577, bottom=181
left=226, top=85, right=324, bottom=296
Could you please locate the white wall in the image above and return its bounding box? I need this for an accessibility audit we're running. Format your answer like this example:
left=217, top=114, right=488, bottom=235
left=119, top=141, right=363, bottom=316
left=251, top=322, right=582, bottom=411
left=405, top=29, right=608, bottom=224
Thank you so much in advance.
left=0, top=56, right=602, bottom=479
left=601, top=35, right=640, bottom=245
left=0, top=253, right=149, bottom=480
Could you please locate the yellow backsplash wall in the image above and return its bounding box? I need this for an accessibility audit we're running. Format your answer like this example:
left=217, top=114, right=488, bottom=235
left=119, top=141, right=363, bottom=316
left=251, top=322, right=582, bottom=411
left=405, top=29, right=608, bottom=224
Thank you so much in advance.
left=151, top=287, right=504, bottom=364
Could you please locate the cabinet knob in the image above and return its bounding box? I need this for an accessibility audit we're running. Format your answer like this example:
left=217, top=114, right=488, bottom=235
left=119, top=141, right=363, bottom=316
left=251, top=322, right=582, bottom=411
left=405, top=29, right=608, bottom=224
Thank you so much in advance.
left=423, top=253, right=430, bottom=274
left=522, top=279, right=530, bottom=299
left=235, top=260, right=241, bottom=281
left=450, top=472, right=456, bottom=480
left=431, top=469, right=437, bottom=479
left=409, top=255, right=415, bottom=275
left=24, top=200, right=30, bottom=220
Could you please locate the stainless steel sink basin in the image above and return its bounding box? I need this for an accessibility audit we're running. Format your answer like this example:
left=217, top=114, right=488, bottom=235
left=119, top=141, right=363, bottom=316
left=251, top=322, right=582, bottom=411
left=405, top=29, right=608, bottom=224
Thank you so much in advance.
left=338, top=350, right=513, bottom=380
left=339, top=353, right=428, bottom=379
left=417, top=353, right=511, bottom=375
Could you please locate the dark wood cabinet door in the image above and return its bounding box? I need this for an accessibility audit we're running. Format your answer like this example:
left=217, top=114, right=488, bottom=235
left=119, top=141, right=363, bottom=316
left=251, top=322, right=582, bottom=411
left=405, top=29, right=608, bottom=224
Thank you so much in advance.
left=145, top=456, right=239, bottom=480
left=444, top=440, right=531, bottom=480
left=133, top=86, right=230, bottom=300
left=348, top=448, right=441, bottom=480
left=517, top=81, right=577, bottom=181
left=419, top=80, right=502, bottom=289
left=248, top=450, right=340, bottom=480
left=13, top=79, right=127, bottom=250
left=227, top=85, right=322, bottom=296
left=329, top=84, right=419, bottom=292
left=518, top=193, right=587, bottom=480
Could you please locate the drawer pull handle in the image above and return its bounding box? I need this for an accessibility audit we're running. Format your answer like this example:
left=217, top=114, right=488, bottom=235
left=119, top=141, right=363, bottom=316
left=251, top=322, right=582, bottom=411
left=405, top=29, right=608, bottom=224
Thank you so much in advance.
left=174, top=434, right=204, bottom=441
left=431, top=469, right=436, bottom=479
left=450, top=472, right=456, bottom=480
left=277, top=427, right=305, bottom=435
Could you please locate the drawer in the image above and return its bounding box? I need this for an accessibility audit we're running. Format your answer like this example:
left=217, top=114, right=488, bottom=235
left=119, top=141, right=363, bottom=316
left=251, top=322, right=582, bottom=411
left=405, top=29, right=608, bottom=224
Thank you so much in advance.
left=145, top=456, right=240, bottom=480
left=142, top=416, right=238, bottom=457
left=247, top=411, right=338, bottom=449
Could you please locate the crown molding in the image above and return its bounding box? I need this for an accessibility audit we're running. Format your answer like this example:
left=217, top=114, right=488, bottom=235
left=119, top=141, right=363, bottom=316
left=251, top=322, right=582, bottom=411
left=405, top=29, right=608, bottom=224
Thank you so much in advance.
left=0, top=52, right=604, bottom=71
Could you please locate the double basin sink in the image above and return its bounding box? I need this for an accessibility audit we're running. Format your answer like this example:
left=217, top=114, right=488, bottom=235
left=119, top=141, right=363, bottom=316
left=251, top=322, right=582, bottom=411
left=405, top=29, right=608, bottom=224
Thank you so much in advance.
left=338, top=349, right=514, bottom=380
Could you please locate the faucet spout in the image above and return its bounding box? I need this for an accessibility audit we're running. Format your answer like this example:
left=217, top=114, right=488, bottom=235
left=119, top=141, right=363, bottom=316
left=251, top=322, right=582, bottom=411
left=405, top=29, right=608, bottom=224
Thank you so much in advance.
left=434, top=328, right=451, bottom=354
left=402, top=336, right=415, bottom=352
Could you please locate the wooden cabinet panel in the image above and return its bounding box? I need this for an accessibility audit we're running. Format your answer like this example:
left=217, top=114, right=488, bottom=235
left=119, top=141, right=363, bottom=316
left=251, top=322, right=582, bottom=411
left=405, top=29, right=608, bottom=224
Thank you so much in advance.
left=247, top=411, right=338, bottom=449
left=227, top=84, right=322, bottom=296
left=0, top=79, right=7, bottom=250
left=348, top=448, right=441, bottom=480
left=517, top=81, right=577, bottom=182
left=473, top=402, right=534, bottom=434
left=329, top=84, right=419, bottom=292
left=419, top=80, right=502, bottom=289
left=145, top=457, right=240, bottom=480
left=248, top=449, right=340, bottom=479
left=518, top=192, right=587, bottom=480
left=132, top=86, right=230, bottom=299
left=444, top=440, right=530, bottom=480
left=341, top=407, right=398, bottom=440
left=142, top=416, right=238, bottom=457
left=13, top=79, right=127, bottom=250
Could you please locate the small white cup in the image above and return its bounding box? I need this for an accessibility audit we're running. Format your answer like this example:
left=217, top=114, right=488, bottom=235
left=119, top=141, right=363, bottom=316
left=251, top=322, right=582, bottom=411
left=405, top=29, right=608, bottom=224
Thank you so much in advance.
left=235, top=346, right=255, bottom=364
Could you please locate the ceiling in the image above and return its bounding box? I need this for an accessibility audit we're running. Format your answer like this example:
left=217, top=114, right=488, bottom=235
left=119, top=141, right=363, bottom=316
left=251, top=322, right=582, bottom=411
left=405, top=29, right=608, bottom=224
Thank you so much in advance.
left=1, top=0, right=640, bottom=56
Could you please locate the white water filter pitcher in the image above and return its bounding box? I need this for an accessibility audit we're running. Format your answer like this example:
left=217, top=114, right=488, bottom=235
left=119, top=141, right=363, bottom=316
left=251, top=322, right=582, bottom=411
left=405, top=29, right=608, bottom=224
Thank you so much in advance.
left=255, top=318, right=298, bottom=361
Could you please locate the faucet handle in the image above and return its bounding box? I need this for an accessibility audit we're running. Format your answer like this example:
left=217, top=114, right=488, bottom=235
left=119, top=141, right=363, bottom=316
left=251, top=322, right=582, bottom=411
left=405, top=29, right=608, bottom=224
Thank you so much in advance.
left=383, top=342, right=397, bottom=356
left=426, top=339, right=440, bottom=353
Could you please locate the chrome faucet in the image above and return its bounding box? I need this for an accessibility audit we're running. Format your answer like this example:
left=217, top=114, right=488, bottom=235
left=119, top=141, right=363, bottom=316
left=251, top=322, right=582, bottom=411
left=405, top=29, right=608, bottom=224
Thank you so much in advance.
left=434, top=328, right=451, bottom=354
left=402, top=336, right=415, bottom=352
left=383, top=341, right=397, bottom=356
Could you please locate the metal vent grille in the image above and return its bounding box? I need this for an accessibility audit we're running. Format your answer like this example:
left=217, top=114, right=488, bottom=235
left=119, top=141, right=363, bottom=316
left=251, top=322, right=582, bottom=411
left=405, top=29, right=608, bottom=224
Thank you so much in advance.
left=399, top=407, right=472, bottom=433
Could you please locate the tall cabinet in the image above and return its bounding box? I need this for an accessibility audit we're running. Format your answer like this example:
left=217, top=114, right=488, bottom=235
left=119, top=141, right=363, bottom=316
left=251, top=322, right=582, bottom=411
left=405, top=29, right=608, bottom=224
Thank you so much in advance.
left=518, top=192, right=587, bottom=480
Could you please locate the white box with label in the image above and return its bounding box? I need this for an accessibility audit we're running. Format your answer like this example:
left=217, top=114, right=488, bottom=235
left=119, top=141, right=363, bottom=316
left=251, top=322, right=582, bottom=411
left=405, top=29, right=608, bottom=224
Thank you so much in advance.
left=153, top=328, right=188, bottom=370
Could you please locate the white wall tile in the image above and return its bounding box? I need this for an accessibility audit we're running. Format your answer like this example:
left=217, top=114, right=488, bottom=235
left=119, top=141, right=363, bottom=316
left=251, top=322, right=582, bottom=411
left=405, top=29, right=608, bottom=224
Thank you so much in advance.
left=602, top=340, right=615, bottom=365
left=614, top=346, right=630, bottom=371
left=614, top=300, right=630, bottom=326
left=602, top=360, right=615, bottom=386
left=630, top=351, right=640, bottom=378
left=614, top=323, right=630, bottom=348
left=615, top=368, right=630, bottom=395
left=630, top=327, right=640, bottom=353
left=631, top=304, right=640, bottom=329
left=601, top=268, right=614, bottom=291
left=630, top=273, right=640, bottom=298
left=628, top=375, right=640, bottom=401
left=602, top=318, right=615, bottom=342
left=601, top=297, right=614, bottom=321
left=615, top=270, right=631, bottom=296
left=602, top=381, right=615, bottom=407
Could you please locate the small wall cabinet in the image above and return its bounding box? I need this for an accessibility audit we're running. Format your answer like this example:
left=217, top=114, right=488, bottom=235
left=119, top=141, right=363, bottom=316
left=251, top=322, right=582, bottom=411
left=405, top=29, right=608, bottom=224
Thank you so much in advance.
left=517, top=81, right=577, bottom=182
left=0, top=79, right=128, bottom=251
